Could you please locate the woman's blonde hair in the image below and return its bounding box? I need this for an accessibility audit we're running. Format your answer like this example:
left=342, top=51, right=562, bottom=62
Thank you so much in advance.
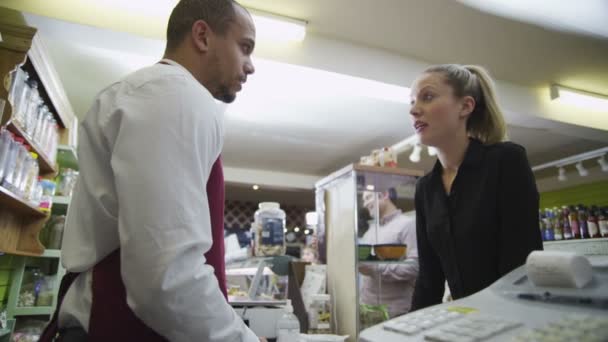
left=424, top=64, right=507, bottom=144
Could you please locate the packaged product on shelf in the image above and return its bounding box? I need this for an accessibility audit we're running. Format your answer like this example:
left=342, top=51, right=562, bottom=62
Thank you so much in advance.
left=587, top=206, right=601, bottom=238
left=568, top=205, right=581, bottom=239
left=308, top=293, right=332, bottom=334
left=56, top=168, right=78, bottom=196
left=30, top=177, right=43, bottom=207
left=561, top=206, right=573, bottom=240
left=0, top=128, right=12, bottom=183
left=47, top=216, right=66, bottom=250
left=552, top=208, right=563, bottom=241
left=254, top=202, right=286, bottom=256
left=8, top=67, right=27, bottom=110
left=11, top=71, right=31, bottom=129
left=35, top=276, right=55, bottom=307
left=24, top=80, right=42, bottom=139
left=16, top=151, right=33, bottom=197
left=577, top=206, right=589, bottom=239
left=17, top=268, right=43, bottom=307
left=22, top=153, right=39, bottom=202
left=32, top=105, right=47, bottom=147
left=2, top=138, right=27, bottom=194
left=599, top=208, right=608, bottom=238
left=359, top=304, right=389, bottom=330
left=39, top=180, right=56, bottom=212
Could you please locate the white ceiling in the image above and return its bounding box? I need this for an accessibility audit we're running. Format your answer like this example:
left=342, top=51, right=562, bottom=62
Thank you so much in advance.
left=5, top=2, right=606, bottom=200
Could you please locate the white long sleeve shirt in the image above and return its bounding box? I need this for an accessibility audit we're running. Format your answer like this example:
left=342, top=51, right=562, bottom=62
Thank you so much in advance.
left=58, top=59, right=258, bottom=342
left=359, top=210, right=419, bottom=317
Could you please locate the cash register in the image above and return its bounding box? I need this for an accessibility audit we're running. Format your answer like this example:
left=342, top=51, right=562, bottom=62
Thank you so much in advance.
left=360, top=252, right=608, bottom=342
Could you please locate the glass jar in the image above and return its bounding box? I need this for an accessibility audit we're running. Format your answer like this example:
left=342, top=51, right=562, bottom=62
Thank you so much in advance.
left=254, top=202, right=286, bottom=256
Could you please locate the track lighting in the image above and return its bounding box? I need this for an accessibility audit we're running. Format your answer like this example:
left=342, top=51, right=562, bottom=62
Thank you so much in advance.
left=575, top=162, right=589, bottom=177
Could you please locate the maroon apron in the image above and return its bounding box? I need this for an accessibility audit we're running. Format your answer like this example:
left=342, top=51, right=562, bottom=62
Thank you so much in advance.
left=40, top=158, right=227, bottom=341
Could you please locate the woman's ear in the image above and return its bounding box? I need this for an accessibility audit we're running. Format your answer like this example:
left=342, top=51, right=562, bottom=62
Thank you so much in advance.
left=460, top=96, right=476, bottom=119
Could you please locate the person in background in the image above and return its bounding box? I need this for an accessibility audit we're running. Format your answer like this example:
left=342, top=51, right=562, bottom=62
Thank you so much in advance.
left=40, top=0, right=264, bottom=341
left=301, top=246, right=319, bottom=264
left=359, top=189, right=419, bottom=318
left=409, top=64, right=542, bottom=311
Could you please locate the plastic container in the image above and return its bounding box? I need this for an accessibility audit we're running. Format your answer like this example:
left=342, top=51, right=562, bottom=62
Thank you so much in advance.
left=32, top=105, right=48, bottom=147
left=276, top=300, right=300, bottom=342
left=308, top=294, right=331, bottom=334
left=24, top=81, right=41, bottom=138
left=2, top=138, right=26, bottom=193
left=47, top=216, right=65, bottom=249
left=23, top=152, right=39, bottom=201
left=16, top=151, right=33, bottom=197
left=254, top=202, right=286, bottom=256
left=39, top=180, right=56, bottom=212
left=0, top=128, right=12, bottom=183
left=12, top=71, right=31, bottom=128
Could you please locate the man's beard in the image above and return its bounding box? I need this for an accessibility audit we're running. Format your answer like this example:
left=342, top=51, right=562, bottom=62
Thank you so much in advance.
left=216, top=85, right=236, bottom=103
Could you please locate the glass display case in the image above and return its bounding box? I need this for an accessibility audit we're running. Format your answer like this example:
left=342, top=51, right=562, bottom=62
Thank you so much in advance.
left=315, top=164, right=422, bottom=341
left=226, top=256, right=289, bottom=305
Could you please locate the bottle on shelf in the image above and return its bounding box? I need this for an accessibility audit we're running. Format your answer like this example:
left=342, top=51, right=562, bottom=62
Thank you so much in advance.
left=569, top=205, right=581, bottom=239
left=23, top=152, right=39, bottom=202
left=599, top=208, right=608, bottom=238
left=587, top=206, right=601, bottom=239
left=2, top=137, right=26, bottom=194
left=561, top=206, right=573, bottom=240
left=542, top=210, right=554, bottom=241
left=552, top=208, right=563, bottom=241
left=577, top=205, right=589, bottom=239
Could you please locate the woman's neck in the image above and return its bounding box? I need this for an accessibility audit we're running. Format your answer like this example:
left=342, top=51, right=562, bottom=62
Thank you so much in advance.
left=436, top=132, right=470, bottom=173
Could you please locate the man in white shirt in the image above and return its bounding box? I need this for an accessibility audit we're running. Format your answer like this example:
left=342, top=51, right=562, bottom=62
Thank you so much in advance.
left=39, top=1, right=262, bottom=341
left=359, top=189, right=419, bottom=318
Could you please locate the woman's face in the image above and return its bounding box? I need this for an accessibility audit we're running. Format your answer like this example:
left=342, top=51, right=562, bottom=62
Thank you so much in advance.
left=409, top=72, right=472, bottom=147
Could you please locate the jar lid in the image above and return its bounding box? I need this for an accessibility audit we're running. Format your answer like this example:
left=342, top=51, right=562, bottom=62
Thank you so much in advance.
left=259, top=202, right=280, bottom=210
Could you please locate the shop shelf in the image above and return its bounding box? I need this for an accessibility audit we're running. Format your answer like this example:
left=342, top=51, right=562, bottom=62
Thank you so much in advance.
left=6, top=122, right=57, bottom=175
left=0, top=186, right=46, bottom=218
left=12, top=306, right=53, bottom=316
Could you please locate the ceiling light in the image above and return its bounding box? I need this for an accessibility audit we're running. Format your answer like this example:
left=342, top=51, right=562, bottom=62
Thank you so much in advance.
left=252, top=184, right=260, bottom=190
left=305, top=212, right=318, bottom=226
left=550, top=84, right=608, bottom=111
left=249, top=10, right=307, bottom=42
left=304, top=229, right=310, bottom=235
left=409, top=144, right=422, bottom=163
left=427, top=146, right=438, bottom=156
left=575, top=162, right=589, bottom=177
left=366, top=185, right=375, bottom=191
left=557, top=167, right=567, bottom=182
left=598, top=155, right=608, bottom=172
left=283, top=228, right=288, bottom=233
left=294, top=227, right=300, bottom=233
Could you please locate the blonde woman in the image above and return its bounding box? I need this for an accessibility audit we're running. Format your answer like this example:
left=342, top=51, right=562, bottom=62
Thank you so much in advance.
left=409, top=65, right=542, bottom=310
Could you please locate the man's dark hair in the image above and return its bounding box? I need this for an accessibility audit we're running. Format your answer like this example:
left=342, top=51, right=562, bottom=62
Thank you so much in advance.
left=166, top=0, right=239, bottom=51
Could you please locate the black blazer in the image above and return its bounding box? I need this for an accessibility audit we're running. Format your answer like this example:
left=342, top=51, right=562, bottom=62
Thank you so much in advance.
left=411, top=139, right=543, bottom=311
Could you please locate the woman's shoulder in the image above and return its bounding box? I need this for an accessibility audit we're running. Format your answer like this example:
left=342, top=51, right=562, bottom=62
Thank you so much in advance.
left=483, top=141, right=528, bottom=162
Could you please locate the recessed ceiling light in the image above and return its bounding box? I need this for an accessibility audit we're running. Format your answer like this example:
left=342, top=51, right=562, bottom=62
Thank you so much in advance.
left=252, top=185, right=260, bottom=190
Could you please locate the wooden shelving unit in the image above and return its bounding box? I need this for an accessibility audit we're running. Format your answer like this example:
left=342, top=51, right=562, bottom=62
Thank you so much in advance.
left=0, top=13, right=77, bottom=258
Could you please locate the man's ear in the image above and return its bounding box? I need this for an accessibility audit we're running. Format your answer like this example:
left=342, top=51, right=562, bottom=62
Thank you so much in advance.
left=191, top=19, right=212, bottom=52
